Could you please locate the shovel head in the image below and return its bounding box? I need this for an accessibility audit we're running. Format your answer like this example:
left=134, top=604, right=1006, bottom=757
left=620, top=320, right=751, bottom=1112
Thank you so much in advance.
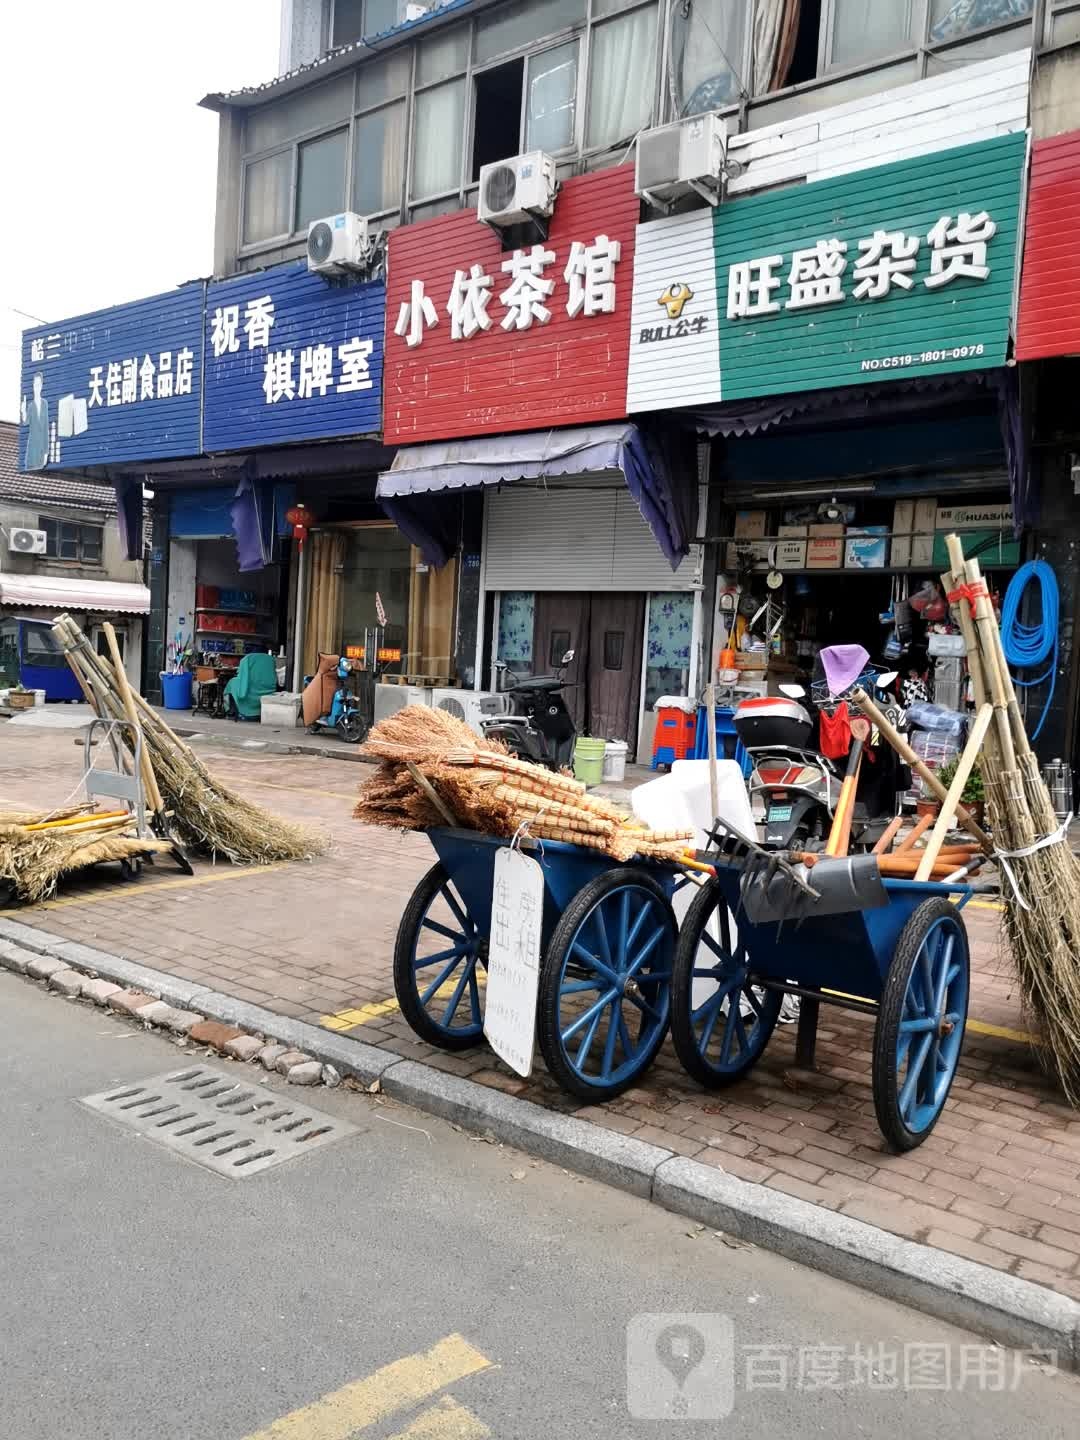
left=741, top=853, right=888, bottom=926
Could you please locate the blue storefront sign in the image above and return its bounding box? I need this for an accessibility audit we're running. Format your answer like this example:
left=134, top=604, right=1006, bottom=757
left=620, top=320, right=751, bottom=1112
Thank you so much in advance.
left=18, top=286, right=204, bottom=471
left=202, top=264, right=385, bottom=452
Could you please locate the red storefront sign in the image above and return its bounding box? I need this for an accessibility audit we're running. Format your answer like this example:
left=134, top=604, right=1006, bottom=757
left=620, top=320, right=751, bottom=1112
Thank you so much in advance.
left=384, top=165, right=638, bottom=444
left=1016, top=131, right=1080, bottom=361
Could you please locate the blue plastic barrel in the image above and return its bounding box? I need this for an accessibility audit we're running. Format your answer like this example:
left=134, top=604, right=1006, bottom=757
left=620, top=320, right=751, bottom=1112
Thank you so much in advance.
left=160, top=671, right=193, bottom=710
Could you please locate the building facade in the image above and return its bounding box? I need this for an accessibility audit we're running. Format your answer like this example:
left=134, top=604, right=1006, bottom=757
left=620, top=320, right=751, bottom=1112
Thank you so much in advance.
left=17, top=1, right=1080, bottom=783
left=0, top=421, right=149, bottom=696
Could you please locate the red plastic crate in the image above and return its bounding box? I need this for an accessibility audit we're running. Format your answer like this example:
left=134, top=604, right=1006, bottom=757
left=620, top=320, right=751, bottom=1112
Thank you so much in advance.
left=652, top=706, right=697, bottom=765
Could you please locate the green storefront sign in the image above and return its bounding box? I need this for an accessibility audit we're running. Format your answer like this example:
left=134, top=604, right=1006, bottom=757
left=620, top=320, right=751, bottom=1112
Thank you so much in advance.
left=714, top=132, right=1025, bottom=400
left=626, top=132, right=1027, bottom=411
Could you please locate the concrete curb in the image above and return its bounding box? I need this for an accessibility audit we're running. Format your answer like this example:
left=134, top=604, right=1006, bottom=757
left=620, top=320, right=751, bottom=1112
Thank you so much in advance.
left=2, top=915, right=1078, bottom=1368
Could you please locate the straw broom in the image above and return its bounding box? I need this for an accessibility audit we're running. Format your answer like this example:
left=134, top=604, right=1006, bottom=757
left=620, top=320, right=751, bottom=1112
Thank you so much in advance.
left=940, top=537, right=1080, bottom=1101
left=52, top=615, right=327, bottom=866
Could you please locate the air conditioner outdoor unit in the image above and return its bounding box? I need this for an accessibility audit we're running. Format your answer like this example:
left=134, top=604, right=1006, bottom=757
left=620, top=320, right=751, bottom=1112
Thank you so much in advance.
left=307, top=211, right=371, bottom=274
left=7, top=527, right=47, bottom=555
left=374, top=683, right=432, bottom=726
left=478, top=151, right=558, bottom=227
left=635, top=113, right=731, bottom=208
left=432, top=688, right=509, bottom=735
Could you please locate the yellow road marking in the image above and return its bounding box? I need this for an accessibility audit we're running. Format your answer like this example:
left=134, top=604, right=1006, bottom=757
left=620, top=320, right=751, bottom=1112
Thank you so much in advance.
left=971, top=899, right=1004, bottom=911
left=321, top=975, right=487, bottom=1033
left=239, top=1334, right=491, bottom=1440
left=386, top=1397, right=490, bottom=1439
left=0, top=860, right=293, bottom=918
left=322, top=998, right=401, bottom=1031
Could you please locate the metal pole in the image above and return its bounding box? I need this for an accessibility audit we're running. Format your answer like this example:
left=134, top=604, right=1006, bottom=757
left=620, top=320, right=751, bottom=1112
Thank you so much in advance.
left=290, top=539, right=308, bottom=693
left=705, top=682, right=719, bottom=825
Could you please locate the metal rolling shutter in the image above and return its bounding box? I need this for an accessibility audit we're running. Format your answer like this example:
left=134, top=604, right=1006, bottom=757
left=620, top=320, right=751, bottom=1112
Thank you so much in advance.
left=484, top=475, right=697, bottom=592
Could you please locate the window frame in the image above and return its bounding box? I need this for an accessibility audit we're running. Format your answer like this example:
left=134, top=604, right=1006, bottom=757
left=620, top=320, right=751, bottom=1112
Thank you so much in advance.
left=39, top=515, right=104, bottom=565
left=295, top=123, right=351, bottom=232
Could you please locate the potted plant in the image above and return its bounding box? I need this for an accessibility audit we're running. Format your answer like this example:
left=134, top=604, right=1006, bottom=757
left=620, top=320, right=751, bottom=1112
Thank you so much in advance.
left=6, top=684, right=36, bottom=711
left=936, top=756, right=986, bottom=828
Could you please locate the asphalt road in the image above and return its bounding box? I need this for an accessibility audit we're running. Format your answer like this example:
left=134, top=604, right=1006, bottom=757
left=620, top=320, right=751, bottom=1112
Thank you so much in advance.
left=1, top=974, right=1076, bottom=1440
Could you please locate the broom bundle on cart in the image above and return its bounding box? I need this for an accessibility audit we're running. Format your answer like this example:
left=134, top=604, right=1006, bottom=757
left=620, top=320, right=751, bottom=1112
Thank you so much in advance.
left=355, top=706, right=693, bottom=863
left=50, top=615, right=327, bottom=867
left=857, top=533, right=1080, bottom=1102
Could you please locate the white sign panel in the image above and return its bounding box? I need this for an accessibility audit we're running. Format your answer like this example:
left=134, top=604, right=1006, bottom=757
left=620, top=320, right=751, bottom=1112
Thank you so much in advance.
left=483, top=847, right=545, bottom=1077
left=626, top=210, right=720, bottom=414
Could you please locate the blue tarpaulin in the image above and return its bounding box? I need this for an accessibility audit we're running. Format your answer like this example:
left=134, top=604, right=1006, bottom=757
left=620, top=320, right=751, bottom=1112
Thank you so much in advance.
left=376, top=423, right=692, bottom=570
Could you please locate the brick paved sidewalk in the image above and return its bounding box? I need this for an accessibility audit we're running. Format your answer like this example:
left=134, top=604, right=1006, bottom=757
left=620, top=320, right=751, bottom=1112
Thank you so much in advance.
left=4, top=718, right=1080, bottom=1301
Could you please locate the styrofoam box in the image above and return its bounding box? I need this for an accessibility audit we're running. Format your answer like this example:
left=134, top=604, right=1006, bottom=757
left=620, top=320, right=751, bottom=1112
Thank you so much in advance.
left=260, top=693, right=302, bottom=727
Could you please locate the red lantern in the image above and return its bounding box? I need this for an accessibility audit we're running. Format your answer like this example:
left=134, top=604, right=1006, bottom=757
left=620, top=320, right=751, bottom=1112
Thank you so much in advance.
left=285, top=503, right=312, bottom=550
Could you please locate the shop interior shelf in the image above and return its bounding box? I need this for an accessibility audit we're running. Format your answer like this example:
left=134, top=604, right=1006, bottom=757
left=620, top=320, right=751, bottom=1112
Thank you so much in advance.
left=195, top=606, right=269, bottom=617
left=195, top=628, right=271, bottom=638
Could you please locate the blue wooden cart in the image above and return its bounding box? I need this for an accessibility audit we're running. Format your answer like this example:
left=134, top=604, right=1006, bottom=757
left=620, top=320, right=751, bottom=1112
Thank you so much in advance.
left=393, top=827, right=680, bottom=1101
left=669, top=864, right=973, bottom=1150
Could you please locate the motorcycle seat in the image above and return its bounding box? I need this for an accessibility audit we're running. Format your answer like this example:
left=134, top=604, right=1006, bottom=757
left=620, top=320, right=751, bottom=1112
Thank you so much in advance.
left=508, top=675, right=565, bottom=693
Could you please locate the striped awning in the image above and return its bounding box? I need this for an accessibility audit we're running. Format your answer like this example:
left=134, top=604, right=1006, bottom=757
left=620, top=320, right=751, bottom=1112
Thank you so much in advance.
left=0, top=573, right=151, bottom=614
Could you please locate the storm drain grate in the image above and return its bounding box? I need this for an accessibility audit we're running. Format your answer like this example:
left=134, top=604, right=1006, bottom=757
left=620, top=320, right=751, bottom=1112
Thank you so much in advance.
left=80, top=1065, right=358, bottom=1177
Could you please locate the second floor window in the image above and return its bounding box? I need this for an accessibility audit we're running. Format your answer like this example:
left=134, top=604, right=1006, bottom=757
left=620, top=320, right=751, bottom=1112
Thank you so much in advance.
left=40, top=517, right=103, bottom=564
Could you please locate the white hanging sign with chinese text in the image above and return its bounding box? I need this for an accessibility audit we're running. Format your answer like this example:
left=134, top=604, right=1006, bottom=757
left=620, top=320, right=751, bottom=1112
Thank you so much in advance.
left=483, top=845, right=545, bottom=1078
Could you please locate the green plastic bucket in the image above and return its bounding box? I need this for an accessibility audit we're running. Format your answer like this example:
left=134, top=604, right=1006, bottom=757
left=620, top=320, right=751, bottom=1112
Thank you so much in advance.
left=573, top=736, right=607, bottom=787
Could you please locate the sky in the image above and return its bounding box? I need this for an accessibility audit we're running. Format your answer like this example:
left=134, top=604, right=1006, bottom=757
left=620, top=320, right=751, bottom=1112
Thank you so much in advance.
left=0, top=0, right=282, bottom=424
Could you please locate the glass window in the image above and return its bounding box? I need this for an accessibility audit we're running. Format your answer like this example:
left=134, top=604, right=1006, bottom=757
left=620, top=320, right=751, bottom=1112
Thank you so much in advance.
left=409, top=195, right=460, bottom=222
left=644, top=592, right=693, bottom=710
left=417, top=23, right=469, bottom=84
left=333, top=0, right=365, bottom=46
left=81, top=527, right=102, bottom=563
left=242, top=151, right=291, bottom=244
left=59, top=523, right=79, bottom=560
left=244, top=76, right=353, bottom=152
left=475, top=0, right=586, bottom=64
left=353, top=102, right=406, bottom=214
left=364, top=0, right=400, bottom=38
left=296, top=129, right=348, bottom=229
left=586, top=4, right=657, bottom=149
left=1048, top=2, right=1080, bottom=45
left=525, top=42, right=578, bottom=152
left=356, top=49, right=411, bottom=108
left=24, top=625, right=68, bottom=668
left=929, top=0, right=1032, bottom=42
left=411, top=78, right=465, bottom=197
left=672, top=0, right=747, bottom=116
left=831, top=0, right=913, bottom=68
left=497, top=593, right=535, bottom=667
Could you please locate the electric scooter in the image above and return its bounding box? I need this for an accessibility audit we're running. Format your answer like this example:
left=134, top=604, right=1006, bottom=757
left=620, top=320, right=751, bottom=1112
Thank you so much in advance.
left=305, top=656, right=369, bottom=745
left=480, top=650, right=578, bottom=771
left=734, top=672, right=903, bottom=852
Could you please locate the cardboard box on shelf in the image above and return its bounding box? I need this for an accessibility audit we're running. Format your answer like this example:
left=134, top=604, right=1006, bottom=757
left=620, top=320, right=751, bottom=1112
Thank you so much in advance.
left=911, top=499, right=937, bottom=566
left=891, top=499, right=915, bottom=567
left=778, top=523, right=807, bottom=537
left=776, top=540, right=807, bottom=569
left=807, top=524, right=844, bottom=569
left=733, top=509, right=767, bottom=539
left=725, top=540, right=771, bottom=571
left=935, top=502, right=1012, bottom=530
left=845, top=526, right=889, bottom=569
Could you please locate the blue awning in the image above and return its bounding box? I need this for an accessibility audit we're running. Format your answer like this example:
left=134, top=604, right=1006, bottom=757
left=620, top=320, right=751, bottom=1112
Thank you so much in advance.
left=376, top=422, right=692, bottom=571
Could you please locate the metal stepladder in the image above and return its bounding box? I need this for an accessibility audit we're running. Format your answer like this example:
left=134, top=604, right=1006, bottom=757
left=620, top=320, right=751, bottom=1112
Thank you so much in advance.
left=82, top=717, right=192, bottom=878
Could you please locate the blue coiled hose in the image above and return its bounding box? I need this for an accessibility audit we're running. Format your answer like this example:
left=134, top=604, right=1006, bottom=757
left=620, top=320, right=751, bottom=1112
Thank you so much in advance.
left=1000, top=559, right=1058, bottom=741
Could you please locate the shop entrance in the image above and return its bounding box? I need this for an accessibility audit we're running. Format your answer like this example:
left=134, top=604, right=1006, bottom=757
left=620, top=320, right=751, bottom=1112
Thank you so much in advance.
left=533, top=592, right=645, bottom=752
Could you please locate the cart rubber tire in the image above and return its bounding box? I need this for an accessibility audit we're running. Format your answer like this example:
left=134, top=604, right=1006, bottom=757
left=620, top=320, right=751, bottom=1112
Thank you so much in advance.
left=537, top=867, right=675, bottom=1102
left=393, top=861, right=485, bottom=1051
left=670, top=878, right=783, bottom=1088
left=872, top=895, right=969, bottom=1151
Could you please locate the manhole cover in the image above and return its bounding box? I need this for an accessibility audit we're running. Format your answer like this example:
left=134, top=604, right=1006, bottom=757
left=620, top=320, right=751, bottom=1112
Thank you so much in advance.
left=80, top=1065, right=358, bottom=1177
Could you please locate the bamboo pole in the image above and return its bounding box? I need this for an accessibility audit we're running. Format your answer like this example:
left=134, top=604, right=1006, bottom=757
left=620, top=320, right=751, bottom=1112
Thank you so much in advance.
left=915, top=704, right=993, bottom=881
left=851, top=688, right=993, bottom=852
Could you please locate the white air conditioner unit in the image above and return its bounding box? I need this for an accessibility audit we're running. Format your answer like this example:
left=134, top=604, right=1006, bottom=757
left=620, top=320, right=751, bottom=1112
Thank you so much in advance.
left=7, top=527, right=47, bottom=555
left=635, top=113, right=731, bottom=209
left=478, top=151, right=558, bottom=227
left=374, top=683, right=432, bottom=726
left=307, top=211, right=371, bottom=274
left=432, top=688, right=509, bottom=735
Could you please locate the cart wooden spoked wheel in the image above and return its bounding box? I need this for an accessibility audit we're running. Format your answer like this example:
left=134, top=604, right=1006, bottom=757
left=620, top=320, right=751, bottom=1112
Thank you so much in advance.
left=670, top=874, right=971, bottom=1150
left=393, top=829, right=678, bottom=1101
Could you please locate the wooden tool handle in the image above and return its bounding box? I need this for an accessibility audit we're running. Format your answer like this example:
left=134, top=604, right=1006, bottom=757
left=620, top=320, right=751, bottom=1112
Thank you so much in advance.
left=851, top=689, right=992, bottom=853
left=872, top=815, right=904, bottom=855
left=915, top=704, right=993, bottom=881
